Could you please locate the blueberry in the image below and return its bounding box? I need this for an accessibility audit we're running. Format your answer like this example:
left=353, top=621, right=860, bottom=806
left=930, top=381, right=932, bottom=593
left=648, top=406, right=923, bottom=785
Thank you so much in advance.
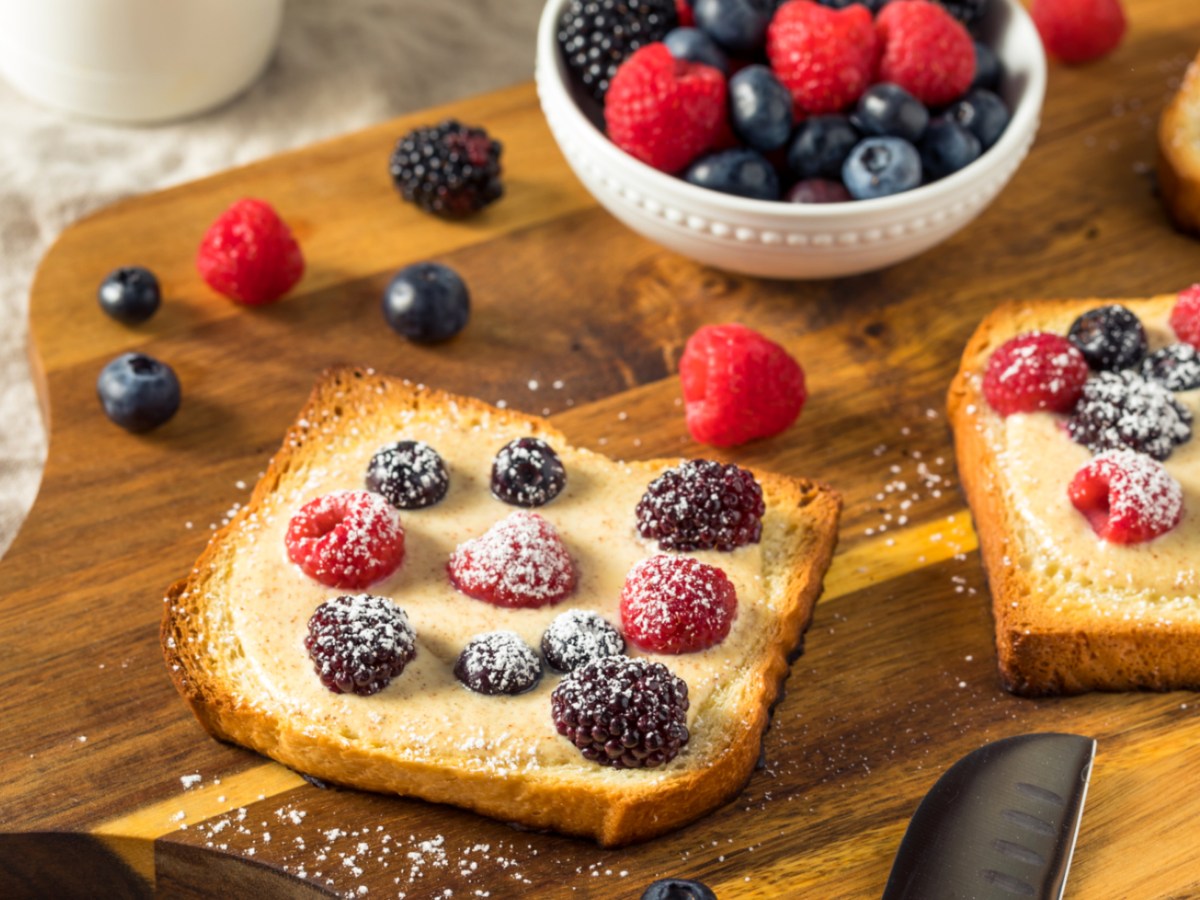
left=491, top=437, right=567, bottom=507
left=815, top=0, right=888, bottom=10
left=382, top=262, right=470, bottom=343
left=842, top=137, right=922, bottom=200
left=366, top=440, right=450, bottom=509
left=97, top=266, right=161, bottom=324
left=853, top=83, right=929, bottom=143
left=728, top=65, right=793, bottom=152
left=1067, top=305, right=1148, bottom=372
left=946, top=88, right=1009, bottom=150
left=786, top=179, right=852, bottom=203
left=786, top=115, right=860, bottom=180
left=663, top=27, right=728, bottom=73
left=692, top=0, right=773, bottom=54
left=641, top=878, right=718, bottom=900
left=919, top=118, right=982, bottom=180
left=685, top=149, right=780, bottom=201
left=96, top=352, right=181, bottom=433
left=971, top=40, right=1002, bottom=91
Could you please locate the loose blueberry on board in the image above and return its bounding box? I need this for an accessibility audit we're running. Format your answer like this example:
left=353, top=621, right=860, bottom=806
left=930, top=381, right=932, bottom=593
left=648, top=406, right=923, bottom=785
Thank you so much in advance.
left=692, top=0, right=774, bottom=54
left=684, top=148, right=781, bottom=200
left=728, top=65, right=793, bottom=151
left=557, top=0, right=678, bottom=103
left=853, top=83, right=930, bottom=143
left=97, top=266, right=161, bottom=324
left=96, top=352, right=181, bottom=433
left=365, top=440, right=450, bottom=509
left=382, top=262, right=470, bottom=344
left=919, top=118, right=982, bottom=179
left=1067, top=304, right=1148, bottom=371
left=843, top=137, right=922, bottom=200
left=663, top=26, right=729, bottom=72
left=787, top=115, right=861, bottom=180
left=787, top=179, right=852, bottom=203
left=490, top=437, right=567, bottom=507
left=945, top=88, right=1010, bottom=150
left=641, top=878, right=720, bottom=900
left=971, top=39, right=1003, bottom=90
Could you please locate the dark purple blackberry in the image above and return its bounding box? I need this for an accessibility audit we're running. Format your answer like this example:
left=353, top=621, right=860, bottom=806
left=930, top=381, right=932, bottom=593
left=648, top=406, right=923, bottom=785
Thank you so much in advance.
left=491, top=437, right=566, bottom=507
left=454, top=632, right=542, bottom=695
left=541, top=610, right=626, bottom=673
left=305, top=594, right=416, bottom=696
left=1067, top=371, right=1193, bottom=461
left=635, top=459, right=764, bottom=552
left=365, top=440, right=450, bottom=509
left=1067, top=305, right=1148, bottom=372
left=550, top=656, right=689, bottom=769
left=557, top=0, right=677, bottom=104
left=388, top=120, right=502, bottom=218
left=641, top=879, right=719, bottom=900
left=1141, top=343, right=1200, bottom=392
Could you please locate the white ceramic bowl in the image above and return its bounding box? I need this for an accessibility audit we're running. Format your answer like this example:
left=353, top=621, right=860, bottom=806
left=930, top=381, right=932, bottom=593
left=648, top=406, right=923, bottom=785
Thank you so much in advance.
left=535, top=0, right=1046, bottom=279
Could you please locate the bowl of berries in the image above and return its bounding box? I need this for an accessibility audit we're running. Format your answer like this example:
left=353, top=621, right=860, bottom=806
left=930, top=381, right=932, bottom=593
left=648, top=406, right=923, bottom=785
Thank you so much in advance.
left=535, top=0, right=1046, bottom=279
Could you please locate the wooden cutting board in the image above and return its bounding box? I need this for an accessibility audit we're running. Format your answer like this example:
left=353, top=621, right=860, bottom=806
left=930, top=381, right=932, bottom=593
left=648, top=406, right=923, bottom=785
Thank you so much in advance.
left=4, top=3, right=1200, bottom=894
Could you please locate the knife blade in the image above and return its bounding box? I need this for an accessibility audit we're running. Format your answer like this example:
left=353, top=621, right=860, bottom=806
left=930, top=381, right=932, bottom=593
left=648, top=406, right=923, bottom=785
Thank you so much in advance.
left=882, top=733, right=1096, bottom=900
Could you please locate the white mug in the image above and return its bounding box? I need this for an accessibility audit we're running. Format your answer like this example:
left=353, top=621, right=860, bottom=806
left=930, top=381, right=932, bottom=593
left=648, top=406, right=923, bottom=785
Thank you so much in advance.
left=0, top=0, right=285, bottom=123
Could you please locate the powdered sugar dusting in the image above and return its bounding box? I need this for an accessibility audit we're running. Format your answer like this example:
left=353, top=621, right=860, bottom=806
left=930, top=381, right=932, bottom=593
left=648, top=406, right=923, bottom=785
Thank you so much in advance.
left=454, top=631, right=542, bottom=695
left=448, top=511, right=576, bottom=607
left=1068, top=370, right=1193, bottom=460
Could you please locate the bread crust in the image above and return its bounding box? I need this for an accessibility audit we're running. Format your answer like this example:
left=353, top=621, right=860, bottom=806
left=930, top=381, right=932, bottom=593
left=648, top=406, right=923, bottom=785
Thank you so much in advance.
left=1158, top=51, right=1200, bottom=235
left=162, top=367, right=841, bottom=845
left=948, top=296, right=1200, bottom=696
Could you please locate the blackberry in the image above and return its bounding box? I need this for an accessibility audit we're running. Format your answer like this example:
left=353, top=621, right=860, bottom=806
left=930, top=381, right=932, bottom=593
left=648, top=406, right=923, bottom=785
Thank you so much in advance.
left=1067, top=371, right=1193, bottom=461
left=541, top=610, right=626, bottom=673
left=641, top=879, right=719, bottom=900
left=636, top=459, right=764, bottom=552
left=305, top=594, right=416, bottom=695
left=550, top=656, right=689, bottom=769
left=454, top=631, right=542, bottom=695
left=1067, top=305, right=1148, bottom=372
left=365, top=440, right=450, bottom=509
left=491, top=437, right=567, bottom=507
left=557, top=0, right=677, bottom=104
left=1141, top=343, right=1200, bottom=392
left=388, top=120, right=503, bottom=218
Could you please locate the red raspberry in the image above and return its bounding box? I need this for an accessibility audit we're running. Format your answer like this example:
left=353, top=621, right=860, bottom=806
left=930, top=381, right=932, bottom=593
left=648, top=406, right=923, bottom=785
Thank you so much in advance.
left=1030, top=0, right=1126, bottom=65
left=875, top=0, right=974, bottom=107
left=766, top=1, right=877, bottom=117
left=620, top=555, right=738, bottom=654
left=1170, top=284, right=1200, bottom=348
left=982, top=332, right=1089, bottom=417
left=605, top=43, right=727, bottom=173
left=1068, top=450, right=1183, bottom=544
left=196, top=198, right=304, bottom=305
left=675, top=0, right=694, bottom=27
left=448, top=511, right=576, bottom=608
left=679, top=322, right=806, bottom=447
left=285, top=491, right=405, bottom=589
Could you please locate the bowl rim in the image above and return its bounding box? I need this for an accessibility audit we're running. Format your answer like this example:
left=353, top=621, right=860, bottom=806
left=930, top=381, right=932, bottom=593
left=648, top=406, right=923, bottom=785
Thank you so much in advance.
left=535, top=0, right=1047, bottom=221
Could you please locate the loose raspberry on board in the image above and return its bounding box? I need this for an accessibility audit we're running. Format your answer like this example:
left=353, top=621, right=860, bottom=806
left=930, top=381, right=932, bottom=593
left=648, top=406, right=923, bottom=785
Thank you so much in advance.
left=196, top=198, right=304, bottom=305
left=1030, top=0, right=1126, bottom=65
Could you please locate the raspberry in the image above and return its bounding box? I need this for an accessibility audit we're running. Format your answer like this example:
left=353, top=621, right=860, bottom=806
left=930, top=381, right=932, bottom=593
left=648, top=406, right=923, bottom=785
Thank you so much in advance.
left=491, top=437, right=566, bottom=507
left=365, top=440, right=450, bottom=509
left=447, top=511, right=576, bottom=608
left=558, top=0, right=678, bottom=104
left=1030, top=0, right=1126, bottom=65
left=1142, top=344, right=1200, bottom=393
left=286, top=491, right=406, bottom=589
left=679, top=322, right=806, bottom=447
left=1170, top=284, right=1200, bottom=348
left=1067, top=371, right=1193, bottom=461
left=766, top=1, right=877, bottom=116
left=1066, top=305, right=1147, bottom=372
left=541, top=610, right=626, bottom=673
left=876, top=0, right=975, bottom=107
left=550, top=656, right=690, bottom=768
left=454, top=632, right=542, bottom=695
left=636, top=459, right=765, bottom=551
left=620, top=555, right=738, bottom=653
left=305, top=594, right=416, bottom=695
left=981, top=332, right=1089, bottom=417
left=196, top=198, right=304, bottom=305
left=605, top=43, right=727, bottom=174
left=388, top=121, right=503, bottom=218
left=1068, top=450, right=1183, bottom=544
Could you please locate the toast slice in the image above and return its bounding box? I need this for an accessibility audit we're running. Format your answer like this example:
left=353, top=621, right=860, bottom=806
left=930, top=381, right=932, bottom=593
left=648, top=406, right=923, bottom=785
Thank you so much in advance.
left=948, top=295, right=1200, bottom=696
left=1158, top=50, right=1200, bottom=235
left=162, top=367, right=841, bottom=845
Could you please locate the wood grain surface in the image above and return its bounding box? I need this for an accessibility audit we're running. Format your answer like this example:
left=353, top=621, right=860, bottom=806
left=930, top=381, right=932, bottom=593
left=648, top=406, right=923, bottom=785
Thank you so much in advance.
left=3, top=2, right=1200, bottom=895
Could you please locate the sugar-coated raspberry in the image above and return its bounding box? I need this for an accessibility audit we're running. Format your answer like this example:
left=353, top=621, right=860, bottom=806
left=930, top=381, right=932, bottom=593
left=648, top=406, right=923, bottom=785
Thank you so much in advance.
left=305, top=594, right=417, bottom=695
left=1067, top=371, right=1193, bottom=461
left=454, top=631, right=542, bottom=695
left=876, top=0, right=975, bottom=107
left=620, top=555, right=738, bottom=654
left=365, top=440, right=450, bottom=509
left=1030, top=0, right=1126, bottom=65
left=766, top=1, right=877, bottom=116
left=1170, top=285, right=1200, bottom=348
left=679, top=322, right=806, bottom=447
left=448, top=511, right=576, bottom=608
left=636, top=459, right=765, bottom=552
left=605, top=43, right=726, bottom=174
left=196, top=198, right=304, bottom=305
left=1068, top=450, right=1183, bottom=544
left=981, top=332, right=1090, bottom=417
left=550, top=656, right=690, bottom=768
left=1066, top=304, right=1147, bottom=372
left=541, top=610, right=626, bottom=673
left=491, top=437, right=566, bottom=507
left=286, top=491, right=405, bottom=589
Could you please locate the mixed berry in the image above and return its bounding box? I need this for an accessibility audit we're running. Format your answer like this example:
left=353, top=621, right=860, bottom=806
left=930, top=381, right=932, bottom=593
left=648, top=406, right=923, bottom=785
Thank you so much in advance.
left=636, top=459, right=765, bottom=551
left=97, top=266, right=161, bottom=324
left=382, top=262, right=471, bottom=344
left=1066, top=371, right=1192, bottom=462
left=620, top=555, right=739, bottom=653
left=1068, top=451, right=1183, bottom=545
left=96, top=352, right=182, bottom=433
left=285, top=490, right=406, bottom=589
left=196, top=198, right=304, bottom=305
left=541, top=610, right=627, bottom=673
left=305, top=594, right=417, bottom=695
left=388, top=120, right=503, bottom=218
left=565, top=0, right=1012, bottom=202
left=448, top=511, right=577, bottom=608
left=455, top=631, right=543, bottom=695
left=491, top=437, right=567, bottom=507
left=365, top=440, right=451, bottom=509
